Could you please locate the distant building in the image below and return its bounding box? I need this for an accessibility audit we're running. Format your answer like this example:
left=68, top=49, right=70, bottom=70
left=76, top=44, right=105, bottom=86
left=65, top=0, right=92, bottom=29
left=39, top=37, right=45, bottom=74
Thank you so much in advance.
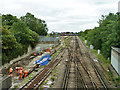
left=61, top=32, right=73, bottom=36
left=111, top=47, right=120, bottom=75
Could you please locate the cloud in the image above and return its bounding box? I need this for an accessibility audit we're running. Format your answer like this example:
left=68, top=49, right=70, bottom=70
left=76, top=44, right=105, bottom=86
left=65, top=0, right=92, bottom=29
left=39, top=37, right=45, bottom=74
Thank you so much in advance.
left=0, top=0, right=119, bottom=33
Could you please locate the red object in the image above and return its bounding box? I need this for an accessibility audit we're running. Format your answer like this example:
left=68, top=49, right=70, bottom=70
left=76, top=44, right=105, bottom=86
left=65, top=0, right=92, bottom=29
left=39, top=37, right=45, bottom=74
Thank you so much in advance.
left=23, top=70, right=28, bottom=78
left=10, top=73, right=13, bottom=77
left=46, top=49, right=50, bottom=52
left=20, top=67, right=23, bottom=70
left=48, top=49, right=50, bottom=52
left=34, top=53, right=37, bottom=56
left=9, top=68, right=13, bottom=77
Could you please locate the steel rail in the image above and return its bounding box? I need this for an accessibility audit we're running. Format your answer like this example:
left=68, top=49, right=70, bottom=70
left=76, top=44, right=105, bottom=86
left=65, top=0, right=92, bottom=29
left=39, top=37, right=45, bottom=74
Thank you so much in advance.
left=75, top=37, right=98, bottom=89
left=34, top=49, right=66, bottom=89
left=20, top=47, right=65, bottom=89
left=62, top=49, right=71, bottom=90
left=27, top=49, right=65, bottom=89
left=74, top=38, right=87, bottom=89
left=77, top=36, right=110, bottom=89
left=62, top=37, right=75, bottom=90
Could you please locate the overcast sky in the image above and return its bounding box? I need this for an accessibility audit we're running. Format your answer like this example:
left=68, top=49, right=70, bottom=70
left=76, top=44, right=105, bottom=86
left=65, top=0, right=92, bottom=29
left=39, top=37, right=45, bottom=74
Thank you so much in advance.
left=0, top=0, right=119, bottom=33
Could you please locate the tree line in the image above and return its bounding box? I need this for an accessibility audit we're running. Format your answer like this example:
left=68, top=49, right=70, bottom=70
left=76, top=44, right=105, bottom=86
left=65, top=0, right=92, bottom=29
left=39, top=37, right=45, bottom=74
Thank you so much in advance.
left=77, top=13, right=120, bottom=59
left=2, top=12, right=48, bottom=65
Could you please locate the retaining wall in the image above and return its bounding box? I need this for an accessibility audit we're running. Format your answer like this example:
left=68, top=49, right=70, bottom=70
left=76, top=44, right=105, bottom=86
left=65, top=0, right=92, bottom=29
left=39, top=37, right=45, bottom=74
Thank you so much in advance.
left=0, top=74, right=12, bottom=89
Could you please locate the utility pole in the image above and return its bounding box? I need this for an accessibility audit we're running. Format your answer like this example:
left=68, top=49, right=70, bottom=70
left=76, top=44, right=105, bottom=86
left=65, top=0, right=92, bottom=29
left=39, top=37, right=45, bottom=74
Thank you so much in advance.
left=54, top=32, right=56, bottom=51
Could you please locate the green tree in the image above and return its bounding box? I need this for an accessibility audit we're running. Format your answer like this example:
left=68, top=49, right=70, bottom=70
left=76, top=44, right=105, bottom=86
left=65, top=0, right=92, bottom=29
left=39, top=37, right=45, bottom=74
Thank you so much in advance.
left=2, top=14, right=19, bottom=29
left=20, top=12, right=48, bottom=35
left=10, top=21, right=39, bottom=48
left=80, top=13, right=120, bottom=58
left=2, top=13, right=48, bottom=65
left=2, top=28, right=23, bottom=64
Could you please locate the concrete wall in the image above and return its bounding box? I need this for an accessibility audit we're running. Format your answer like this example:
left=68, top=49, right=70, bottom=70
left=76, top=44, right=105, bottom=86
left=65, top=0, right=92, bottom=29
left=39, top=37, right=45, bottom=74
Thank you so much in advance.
left=111, top=47, right=120, bottom=75
left=0, top=75, right=12, bottom=89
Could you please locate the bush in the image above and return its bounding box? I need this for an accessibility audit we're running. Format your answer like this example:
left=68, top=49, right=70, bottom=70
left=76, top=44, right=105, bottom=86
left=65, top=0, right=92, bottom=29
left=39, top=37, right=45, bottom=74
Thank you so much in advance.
left=116, top=77, right=120, bottom=82
left=53, top=73, right=56, bottom=76
left=50, top=76, right=55, bottom=81
left=14, top=85, right=19, bottom=88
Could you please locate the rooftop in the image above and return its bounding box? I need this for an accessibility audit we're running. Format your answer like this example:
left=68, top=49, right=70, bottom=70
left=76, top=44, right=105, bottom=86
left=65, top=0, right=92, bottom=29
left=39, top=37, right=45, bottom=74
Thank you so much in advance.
left=112, top=47, right=120, bottom=54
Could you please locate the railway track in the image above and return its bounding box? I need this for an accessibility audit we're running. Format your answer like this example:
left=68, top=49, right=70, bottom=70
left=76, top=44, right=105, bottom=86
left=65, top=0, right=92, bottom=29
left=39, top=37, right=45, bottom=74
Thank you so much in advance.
left=62, top=37, right=87, bottom=89
left=76, top=36, right=110, bottom=89
left=20, top=36, right=110, bottom=89
left=75, top=37, right=97, bottom=89
left=20, top=47, right=65, bottom=89
left=76, top=38, right=99, bottom=89
left=62, top=36, right=110, bottom=89
left=62, top=37, right=75, bottom=89
left=26, top=45, right=62, bottom=76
